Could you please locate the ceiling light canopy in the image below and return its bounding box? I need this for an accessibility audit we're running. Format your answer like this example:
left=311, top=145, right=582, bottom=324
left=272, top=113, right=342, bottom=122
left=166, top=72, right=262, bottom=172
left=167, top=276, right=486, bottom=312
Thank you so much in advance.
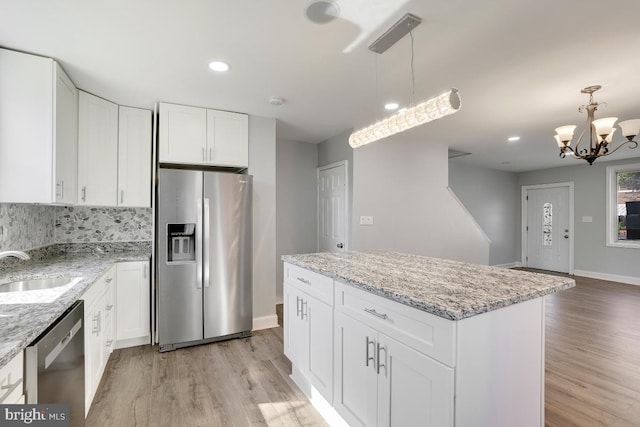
left=208, top=61, right=229, bottom=72
left=384, top=102, right=399, bottom=111
left=555, top=85, right=639, bottom=165
left=508, top=136, right=520, bottom=142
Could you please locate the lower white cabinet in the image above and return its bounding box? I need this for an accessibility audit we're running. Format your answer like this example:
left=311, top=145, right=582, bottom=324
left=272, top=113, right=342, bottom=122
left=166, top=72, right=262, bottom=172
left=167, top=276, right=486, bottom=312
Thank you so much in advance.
left=0, top=350, right=24, bottom=404
left=284, top=281, right=333, bottom=402
left=115, top=261, right=150, bottom=348
left=82, top=265, right=115, bottom=415
left=334, top=310, right=454, bottom=427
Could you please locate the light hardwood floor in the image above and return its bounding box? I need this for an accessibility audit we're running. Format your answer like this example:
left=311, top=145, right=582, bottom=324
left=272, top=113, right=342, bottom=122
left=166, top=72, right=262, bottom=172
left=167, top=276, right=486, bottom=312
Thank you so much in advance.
left=87, top=275, right=640, bottom=426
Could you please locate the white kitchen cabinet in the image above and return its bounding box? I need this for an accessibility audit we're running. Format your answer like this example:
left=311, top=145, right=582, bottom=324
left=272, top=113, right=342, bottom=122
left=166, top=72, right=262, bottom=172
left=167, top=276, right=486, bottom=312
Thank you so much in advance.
left=77, top=91, right=118, bottom=206
left=0, top=48, right=78, bottom=204
left=283, top=265, right=334, bottom=404
left=82, top=265, right=116, bottom=415
left=0, top=350, right=24, bottom=404
left=115, top=261, right=151, bottom=349
left=118, top=106, right=152, bottom=207
left=206, top=109, right=248, bottom=167
left=159, top=102, right=248, bottom=168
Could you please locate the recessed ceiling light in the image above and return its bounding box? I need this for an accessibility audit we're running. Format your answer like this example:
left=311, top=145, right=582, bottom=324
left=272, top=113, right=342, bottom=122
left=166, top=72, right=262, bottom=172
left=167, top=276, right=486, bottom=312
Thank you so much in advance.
left=507, top=136, right=521, bottom=142
left=385, top=102, right=399, bottom=111
left=208, top=61, right=229, bottom=72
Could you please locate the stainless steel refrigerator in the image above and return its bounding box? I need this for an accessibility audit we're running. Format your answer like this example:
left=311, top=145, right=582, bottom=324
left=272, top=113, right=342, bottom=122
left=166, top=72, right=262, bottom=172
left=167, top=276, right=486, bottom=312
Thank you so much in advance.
left=157, top=168, right=252, bottom=351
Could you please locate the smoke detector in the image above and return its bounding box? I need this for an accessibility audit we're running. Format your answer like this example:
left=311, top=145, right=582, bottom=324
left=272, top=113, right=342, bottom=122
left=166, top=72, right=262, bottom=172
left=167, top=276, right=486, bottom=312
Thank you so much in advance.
left=269, top=96, right=285, bottom=106
left=305, top=1, right=340, bottom=24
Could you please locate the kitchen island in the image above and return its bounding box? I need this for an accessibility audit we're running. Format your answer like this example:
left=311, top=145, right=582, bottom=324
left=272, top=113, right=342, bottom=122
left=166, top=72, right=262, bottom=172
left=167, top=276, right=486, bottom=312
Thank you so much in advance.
left=282, top=251, right=575, bottom=427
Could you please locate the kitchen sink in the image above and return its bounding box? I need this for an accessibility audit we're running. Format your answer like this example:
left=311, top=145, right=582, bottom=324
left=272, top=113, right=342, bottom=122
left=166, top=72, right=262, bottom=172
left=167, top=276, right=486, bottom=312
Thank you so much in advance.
left=0, top=276, right=83, bottom=293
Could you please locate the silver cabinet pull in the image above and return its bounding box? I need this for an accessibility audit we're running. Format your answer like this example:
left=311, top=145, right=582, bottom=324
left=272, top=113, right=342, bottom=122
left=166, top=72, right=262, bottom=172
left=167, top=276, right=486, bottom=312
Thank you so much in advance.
left=105, top=339, right=113, bottom=348
left=0, top=377, right=23, bottom=402
left=105, top=304, right=113, bottom=311
left=81, top=186, right=86, bottom=202
left=61, top=181, right=64, bottom=199
left=120, top=189, right=124, bottom=204
left=365, top=337, right=376, bottom=367
left=296, top=296, right=302, bottom=318
left=301, top=300, right=308, bottom=320
left=297, top=277, right=311, bottom=285
left=209, top=147, right=213, bottom=162
left=92, top=314, right=100, bottom=334
left=56, top=182, right=61, bottom=199
left=202, top=147, right=206, bottom=161
left=143, top=264, right=147, bottom=279
left=376, top=342, right=387, bottom=375
left=105, top=277, right=113, bottom=284
left=364, top=308, right=388, bottom=320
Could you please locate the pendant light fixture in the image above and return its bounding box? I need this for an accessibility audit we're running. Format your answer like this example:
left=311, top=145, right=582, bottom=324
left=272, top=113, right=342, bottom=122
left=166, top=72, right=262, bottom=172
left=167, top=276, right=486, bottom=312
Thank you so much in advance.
left=555, top=85, right=639, bottom=165
left=349, top=14, right=461, bottom=149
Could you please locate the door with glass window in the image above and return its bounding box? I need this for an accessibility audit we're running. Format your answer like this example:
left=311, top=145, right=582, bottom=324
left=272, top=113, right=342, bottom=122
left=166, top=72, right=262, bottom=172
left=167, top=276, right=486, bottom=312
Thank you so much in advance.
left=526, top=186, right=571, bottom=273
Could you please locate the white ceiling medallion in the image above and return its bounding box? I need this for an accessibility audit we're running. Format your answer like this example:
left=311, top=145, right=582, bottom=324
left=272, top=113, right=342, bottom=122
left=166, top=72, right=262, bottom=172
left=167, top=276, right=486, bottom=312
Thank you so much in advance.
left=269, top=96, right=285, bottom=106
left=305, top=1, right=340, bottom=24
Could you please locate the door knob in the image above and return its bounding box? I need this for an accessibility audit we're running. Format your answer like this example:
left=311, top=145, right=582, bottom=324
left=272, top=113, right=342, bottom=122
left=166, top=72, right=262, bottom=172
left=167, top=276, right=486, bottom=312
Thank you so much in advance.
left=337, top=243, right=344, bottom=249
left=564, top=235, right=569, bottom=239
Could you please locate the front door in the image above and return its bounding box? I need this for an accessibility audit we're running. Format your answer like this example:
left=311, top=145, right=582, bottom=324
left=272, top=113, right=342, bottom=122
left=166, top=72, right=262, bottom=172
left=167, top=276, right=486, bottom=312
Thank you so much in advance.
left=318, top=162, right=347, bottom=252
left=525, top=186, right=571, bottom=273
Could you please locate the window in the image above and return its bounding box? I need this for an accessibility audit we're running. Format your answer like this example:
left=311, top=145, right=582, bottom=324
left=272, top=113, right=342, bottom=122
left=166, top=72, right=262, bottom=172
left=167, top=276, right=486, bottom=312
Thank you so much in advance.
left=607, top=163, right=640, bottom=248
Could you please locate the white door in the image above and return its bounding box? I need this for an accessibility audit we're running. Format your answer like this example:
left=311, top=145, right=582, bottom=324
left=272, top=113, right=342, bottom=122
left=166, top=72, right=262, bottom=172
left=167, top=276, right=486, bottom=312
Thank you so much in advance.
left=116, top=261, right=150, bottom=343
left=318, top=162, right=348, bottom=252
left=206, top=109, right=248, bottom=167
left=54, top=64, right=77, bottom=205
left=118, top=106, right=152, bottom=207
left=526, top=186, right=571, bottom=273
left=158, top=103, right=206, bottom=164
left=307, top=295, right=333, bottom=402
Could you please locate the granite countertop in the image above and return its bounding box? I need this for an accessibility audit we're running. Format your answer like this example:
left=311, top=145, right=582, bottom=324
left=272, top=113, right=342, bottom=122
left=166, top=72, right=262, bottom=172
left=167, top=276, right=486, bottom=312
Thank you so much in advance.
left=282, top=251, right=575, bottom=321
left=0, top=242, right=151, bottom=369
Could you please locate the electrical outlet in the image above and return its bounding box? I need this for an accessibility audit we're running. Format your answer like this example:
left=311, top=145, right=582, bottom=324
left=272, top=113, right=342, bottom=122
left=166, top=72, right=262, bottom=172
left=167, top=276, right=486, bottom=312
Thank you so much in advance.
left=359, top=216, right=374, bottom=226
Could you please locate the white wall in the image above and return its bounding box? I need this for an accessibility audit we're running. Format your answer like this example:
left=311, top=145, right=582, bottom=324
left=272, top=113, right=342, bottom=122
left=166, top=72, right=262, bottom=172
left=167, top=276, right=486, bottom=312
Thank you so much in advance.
left=275, top=139, right=318, bottom=303
left=519, top=157, right=640, bottom=281
left=248, top=116, right=278, bottom=329
left=449, top=161, right=520, bottom=266
left=352, top=136, right=490, bottom=265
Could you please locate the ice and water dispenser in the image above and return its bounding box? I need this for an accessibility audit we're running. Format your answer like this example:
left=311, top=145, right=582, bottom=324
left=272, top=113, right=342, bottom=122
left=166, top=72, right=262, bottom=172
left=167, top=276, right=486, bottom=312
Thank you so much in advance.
left=167, top=224, right=196, bottom=262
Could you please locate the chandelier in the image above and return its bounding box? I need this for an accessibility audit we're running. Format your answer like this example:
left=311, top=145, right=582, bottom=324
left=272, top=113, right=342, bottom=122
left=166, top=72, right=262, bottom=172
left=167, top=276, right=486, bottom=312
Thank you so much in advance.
left=348, top=13, right=461, bottom=149
left=555, top=85, right=639, bottom=165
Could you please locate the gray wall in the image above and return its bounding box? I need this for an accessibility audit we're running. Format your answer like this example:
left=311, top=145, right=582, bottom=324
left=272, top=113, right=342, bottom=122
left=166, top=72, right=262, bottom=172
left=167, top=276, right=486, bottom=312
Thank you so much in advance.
left=248, top=116, right=277, bottom=325
left=519, top=157, right=640, bottom=279
left=275, top=139, right=318, bottom=302
left=317, top=129, right=354, bottom=249
left=352, top=135, right=490, bottom=264
left=449, top=161, right=520, bottom=266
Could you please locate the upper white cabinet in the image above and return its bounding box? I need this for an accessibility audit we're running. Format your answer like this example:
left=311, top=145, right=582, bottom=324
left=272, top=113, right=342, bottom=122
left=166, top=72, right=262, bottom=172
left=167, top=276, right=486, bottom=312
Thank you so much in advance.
left=159, top=102, right=248, bottom=168
left=77, top=91, right=118, bottom=206
left=0, top=48, right=78, bottom=204
left=118, top=106, right=152, bottom=207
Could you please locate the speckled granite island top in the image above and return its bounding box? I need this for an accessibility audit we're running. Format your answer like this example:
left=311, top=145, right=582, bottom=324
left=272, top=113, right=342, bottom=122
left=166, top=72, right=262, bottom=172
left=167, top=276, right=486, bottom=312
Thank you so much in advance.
left=282, top=251, right=575, bottom=321
left=0, top=242, right=151, bottom=369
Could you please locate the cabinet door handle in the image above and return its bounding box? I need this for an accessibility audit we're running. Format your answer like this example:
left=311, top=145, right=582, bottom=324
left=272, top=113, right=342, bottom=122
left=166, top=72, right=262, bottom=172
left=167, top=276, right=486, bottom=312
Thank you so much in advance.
left=296, top=296, right=302, bottom=318
left=106, top=339, right=113, bottom=348
left=364, top=308, right=388, bottom=320
left=143, top=264, right=147, bottom=279
left=61, top=181, right=64, bottom=199
left=209, top=147, right=213, bottom=161
left=365, top=337, right=376, bottom=368
left=120, top=190, right=124, bottom=204
left=105, top=304, right=113, bottom=311
left=92, top=314, right=100, bottom=334
left=301, top=300, right=308, bottom=320
left=105, top=277, right=113, bottom=284
left=56, top=182, right=61, bottom=199
left=297, top=277, right=311, bottom=285
left=81, top=186, right=86, bottom=202
left=376, top=342, right=387, bottom=375
left=202, top=147, right=206, bottom=161
left=0, top=378, right=23, bottom=402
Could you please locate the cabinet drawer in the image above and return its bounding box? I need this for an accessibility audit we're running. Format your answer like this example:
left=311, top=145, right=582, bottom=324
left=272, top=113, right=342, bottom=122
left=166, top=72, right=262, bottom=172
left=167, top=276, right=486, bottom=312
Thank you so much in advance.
left=81, top=265, right=115, bottom=309
left=334, top=281, right=456, bottom=367
left=284, top=263, right=333, bottom=305
left=0, top=351, right=23, bottom=404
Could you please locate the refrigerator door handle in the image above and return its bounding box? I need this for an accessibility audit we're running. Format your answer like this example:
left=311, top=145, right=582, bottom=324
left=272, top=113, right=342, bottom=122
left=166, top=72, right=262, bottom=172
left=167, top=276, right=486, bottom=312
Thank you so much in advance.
left=203, top=198, right=210, bottom=288
left=196, top=198, right=203, bottom=289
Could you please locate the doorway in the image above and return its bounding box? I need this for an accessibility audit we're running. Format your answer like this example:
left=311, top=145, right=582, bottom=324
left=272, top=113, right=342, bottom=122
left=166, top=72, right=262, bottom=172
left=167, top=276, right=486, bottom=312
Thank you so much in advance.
left=317, top=161, right=349, bottom=253
left=522, top=183, right=574, bottom=274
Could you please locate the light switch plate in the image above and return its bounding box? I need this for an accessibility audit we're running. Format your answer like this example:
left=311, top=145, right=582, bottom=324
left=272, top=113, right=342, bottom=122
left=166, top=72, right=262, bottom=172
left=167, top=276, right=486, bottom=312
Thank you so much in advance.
left=360, top=215, right=374, bottom=226
left=582, top=216, right=593, bottom=223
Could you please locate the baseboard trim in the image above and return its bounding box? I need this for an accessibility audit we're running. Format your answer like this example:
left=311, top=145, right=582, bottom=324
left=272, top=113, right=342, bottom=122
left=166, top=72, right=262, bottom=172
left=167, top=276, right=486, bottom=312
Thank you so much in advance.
left=252, top=314, right=279, bottom=331
left=573, top=269, right=640, bottom=286
left=493, top=262, right=522, bottom=269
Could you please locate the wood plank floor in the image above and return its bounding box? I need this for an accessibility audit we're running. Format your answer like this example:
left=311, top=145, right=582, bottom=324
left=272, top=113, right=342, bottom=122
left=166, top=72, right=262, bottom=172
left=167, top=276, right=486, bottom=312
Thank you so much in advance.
left=87, top=275, right=640, bottom=426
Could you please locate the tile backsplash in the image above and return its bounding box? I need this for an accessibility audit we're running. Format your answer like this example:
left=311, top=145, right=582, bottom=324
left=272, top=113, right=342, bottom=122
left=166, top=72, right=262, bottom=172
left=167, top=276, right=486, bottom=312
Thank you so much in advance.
left=0, top=203, right=152, bottom=251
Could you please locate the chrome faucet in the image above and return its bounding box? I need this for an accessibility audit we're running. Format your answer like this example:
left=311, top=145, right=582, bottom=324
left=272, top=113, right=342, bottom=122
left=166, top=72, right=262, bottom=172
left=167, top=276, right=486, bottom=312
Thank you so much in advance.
left=0, top=251, right=31, bottom=260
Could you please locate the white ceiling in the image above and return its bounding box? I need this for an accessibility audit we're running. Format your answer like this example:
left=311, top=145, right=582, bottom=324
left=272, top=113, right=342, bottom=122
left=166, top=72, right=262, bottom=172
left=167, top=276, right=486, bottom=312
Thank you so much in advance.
left=1, top=0, right=639, bottom=172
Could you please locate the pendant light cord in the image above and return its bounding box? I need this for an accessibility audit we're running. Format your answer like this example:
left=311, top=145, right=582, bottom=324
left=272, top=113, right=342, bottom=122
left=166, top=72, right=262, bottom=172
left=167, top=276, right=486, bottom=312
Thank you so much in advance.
left=410, top=30, right=415, bottom=106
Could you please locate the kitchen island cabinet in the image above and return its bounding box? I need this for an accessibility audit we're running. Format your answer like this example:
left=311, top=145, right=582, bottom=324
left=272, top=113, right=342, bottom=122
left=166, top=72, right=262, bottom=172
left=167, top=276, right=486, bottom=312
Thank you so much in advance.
left=282, top=251, right=575, bottom=427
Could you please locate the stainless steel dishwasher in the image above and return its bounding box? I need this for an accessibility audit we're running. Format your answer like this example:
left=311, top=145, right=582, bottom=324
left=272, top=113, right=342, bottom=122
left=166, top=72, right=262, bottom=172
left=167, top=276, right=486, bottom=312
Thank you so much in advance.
left=26, top=300, right=85, bottom=427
